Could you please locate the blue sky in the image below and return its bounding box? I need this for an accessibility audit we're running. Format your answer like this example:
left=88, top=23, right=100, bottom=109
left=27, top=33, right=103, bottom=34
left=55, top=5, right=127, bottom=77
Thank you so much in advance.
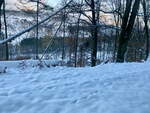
left=46, top=0, right=61, bottom=6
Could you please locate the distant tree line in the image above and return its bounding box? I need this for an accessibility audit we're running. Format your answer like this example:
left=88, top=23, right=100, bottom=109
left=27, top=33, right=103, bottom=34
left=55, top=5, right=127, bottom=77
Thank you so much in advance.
left=0, top=0, right=149, bottom=67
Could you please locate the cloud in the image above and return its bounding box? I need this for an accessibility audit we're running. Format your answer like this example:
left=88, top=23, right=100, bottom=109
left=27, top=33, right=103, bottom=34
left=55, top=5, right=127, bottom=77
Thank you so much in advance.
left=5, top=0, right=59, bottom=10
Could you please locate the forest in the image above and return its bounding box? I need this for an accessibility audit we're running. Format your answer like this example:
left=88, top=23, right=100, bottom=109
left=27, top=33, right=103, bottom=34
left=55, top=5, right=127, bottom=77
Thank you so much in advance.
left=0, top=0, right=150, bottom=67
left=0, top=0, right=150, bottom=113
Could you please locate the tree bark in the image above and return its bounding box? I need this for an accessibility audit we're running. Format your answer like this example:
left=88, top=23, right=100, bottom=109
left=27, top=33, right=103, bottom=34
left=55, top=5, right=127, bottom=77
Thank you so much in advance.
left=116, top=0, right=141, bottom=62
left=91, top=0, right=98, bottom=67
left=142, top=0, right=149, bottom=60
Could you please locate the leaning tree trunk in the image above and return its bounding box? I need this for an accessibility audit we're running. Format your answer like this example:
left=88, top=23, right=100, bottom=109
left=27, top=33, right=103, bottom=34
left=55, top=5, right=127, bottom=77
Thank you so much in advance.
left=116, top=0, right=141, bottom=62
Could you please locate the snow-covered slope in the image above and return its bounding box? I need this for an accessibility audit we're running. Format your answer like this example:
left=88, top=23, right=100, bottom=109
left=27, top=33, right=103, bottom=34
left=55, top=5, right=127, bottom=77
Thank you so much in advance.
left=0, top=61, right=150, bottom=113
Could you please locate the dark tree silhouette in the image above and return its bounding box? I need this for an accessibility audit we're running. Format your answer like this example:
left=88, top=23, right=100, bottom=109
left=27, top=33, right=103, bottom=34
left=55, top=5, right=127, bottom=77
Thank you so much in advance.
left=116, top=0, right=141, bottom=62
left=90, top=0, right=98, bottom=66
left=0, top=0, right=9, bottom=60
left=142, top=0, right=150, bottom=60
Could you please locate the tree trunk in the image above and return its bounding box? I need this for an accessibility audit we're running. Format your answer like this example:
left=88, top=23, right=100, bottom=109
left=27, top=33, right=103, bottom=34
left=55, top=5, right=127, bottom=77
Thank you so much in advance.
left=2, top=0, right=9, bottom=60
left=142, top=0, right=149, bottom=60
left=116, top=0, right=141, bottom=62
left=35, top=0, right=39, bottom=59
left=91, top=0, right=98, bottom=67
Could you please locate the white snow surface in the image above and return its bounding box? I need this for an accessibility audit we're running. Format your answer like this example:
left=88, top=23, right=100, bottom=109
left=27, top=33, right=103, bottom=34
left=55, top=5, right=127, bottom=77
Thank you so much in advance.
left=0, top=61, right=150, bottom=113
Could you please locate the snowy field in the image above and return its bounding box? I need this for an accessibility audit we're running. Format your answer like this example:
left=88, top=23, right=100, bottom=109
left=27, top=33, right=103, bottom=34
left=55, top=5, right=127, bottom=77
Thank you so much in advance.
left=0, top=60, right=150, bottom=113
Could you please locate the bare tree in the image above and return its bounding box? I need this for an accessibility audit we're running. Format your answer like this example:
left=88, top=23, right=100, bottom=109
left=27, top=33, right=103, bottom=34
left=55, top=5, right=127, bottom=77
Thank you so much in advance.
left=0, top=0, right=4, bottom=34
left=116, top=0, right=141, bottom=62
left=0, top=0, right=9, bottom=60
left=142, top=0, right=150, bottom=60
left=65, top=0, right=102, bottom=66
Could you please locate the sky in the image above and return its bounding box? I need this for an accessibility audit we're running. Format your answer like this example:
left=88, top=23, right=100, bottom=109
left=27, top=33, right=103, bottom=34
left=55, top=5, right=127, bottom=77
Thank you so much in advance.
left=46, top=0, right=61, bottom=6
left=6, top=0, right=60, bottom=10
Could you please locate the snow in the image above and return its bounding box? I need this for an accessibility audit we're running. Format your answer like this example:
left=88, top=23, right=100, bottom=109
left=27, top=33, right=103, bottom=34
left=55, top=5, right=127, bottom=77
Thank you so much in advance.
left=0, top=61, right=150, bottom=113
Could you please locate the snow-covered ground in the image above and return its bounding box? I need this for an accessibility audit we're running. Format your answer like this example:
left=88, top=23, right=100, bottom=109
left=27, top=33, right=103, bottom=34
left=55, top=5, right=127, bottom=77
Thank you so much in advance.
left=0, top=61, right=150, bottom=113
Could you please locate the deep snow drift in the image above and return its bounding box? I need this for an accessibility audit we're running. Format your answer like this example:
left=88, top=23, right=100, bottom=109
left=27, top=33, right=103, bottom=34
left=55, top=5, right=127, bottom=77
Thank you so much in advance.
left=0, top=60, right=150, bottom=113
